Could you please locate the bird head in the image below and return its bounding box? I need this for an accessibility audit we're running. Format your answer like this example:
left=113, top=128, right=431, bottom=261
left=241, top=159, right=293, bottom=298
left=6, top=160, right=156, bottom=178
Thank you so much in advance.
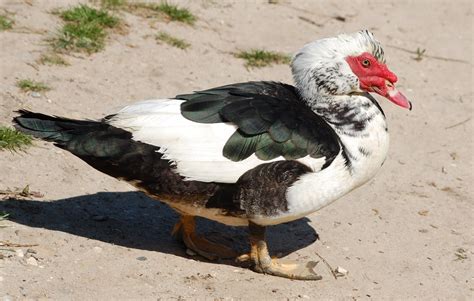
left=291, top=30, right=411, bottom=110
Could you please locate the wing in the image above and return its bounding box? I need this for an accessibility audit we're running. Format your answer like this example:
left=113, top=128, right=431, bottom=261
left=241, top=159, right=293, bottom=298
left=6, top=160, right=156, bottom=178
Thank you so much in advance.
left=179, top=81, right=340, bottom=163
left=109, top=82, right=340, bottom=183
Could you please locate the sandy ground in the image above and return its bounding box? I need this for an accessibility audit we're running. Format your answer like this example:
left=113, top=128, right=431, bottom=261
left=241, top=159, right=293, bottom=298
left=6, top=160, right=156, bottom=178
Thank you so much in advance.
left=0, top=0, right=473, bottom=300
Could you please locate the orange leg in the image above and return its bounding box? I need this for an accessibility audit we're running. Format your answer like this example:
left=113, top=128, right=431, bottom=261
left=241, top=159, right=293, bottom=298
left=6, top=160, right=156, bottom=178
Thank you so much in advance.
left=237, top=222, right=322, bottom=280
left=172, top=215, right=238, bottom=260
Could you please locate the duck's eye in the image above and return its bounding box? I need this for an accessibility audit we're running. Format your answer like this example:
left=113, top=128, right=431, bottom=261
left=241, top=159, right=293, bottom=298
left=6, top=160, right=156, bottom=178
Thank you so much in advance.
left=362, top=59, right=371, bottom=67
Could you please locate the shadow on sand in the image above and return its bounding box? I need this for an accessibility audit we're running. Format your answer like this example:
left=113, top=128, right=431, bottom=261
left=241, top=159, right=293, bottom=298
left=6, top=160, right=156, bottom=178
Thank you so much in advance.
left=0, top=191, right=318, bottom=265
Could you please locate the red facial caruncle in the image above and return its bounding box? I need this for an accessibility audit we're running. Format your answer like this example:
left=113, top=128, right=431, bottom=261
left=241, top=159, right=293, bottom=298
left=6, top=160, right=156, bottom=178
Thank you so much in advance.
left=346, top=52, right=412, bottom=110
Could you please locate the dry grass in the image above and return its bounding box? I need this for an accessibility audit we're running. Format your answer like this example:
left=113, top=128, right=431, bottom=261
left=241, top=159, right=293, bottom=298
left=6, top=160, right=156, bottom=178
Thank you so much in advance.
left=37, top=53, right=69, bottom=66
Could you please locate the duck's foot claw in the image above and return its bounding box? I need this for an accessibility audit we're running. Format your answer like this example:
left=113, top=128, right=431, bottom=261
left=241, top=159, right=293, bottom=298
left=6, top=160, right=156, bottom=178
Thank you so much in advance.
left=254, top=259, right=322, bottom=281
left=241, top=222, right=323, bottom=281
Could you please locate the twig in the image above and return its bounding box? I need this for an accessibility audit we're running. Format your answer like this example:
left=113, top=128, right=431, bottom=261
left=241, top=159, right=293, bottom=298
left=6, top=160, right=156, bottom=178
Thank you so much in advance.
left=0, top=241, right=39, bottom=248
left=0, top=185, right=44, bottom=198
left=10, top=27, right=47, bottom=35
left=315, top=251, right=338, bottom=280
left=298, top=16, right=323, bottom=27
left=387, top=45, right=470, bottom=64
left=445, top=117, right=471, bottom=129
left=26, top=62, right=39, bottom=71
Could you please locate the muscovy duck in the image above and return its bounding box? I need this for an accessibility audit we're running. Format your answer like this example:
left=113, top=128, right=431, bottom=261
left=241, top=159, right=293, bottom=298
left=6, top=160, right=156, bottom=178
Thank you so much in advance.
left=13, top=30, right=411, bottom=280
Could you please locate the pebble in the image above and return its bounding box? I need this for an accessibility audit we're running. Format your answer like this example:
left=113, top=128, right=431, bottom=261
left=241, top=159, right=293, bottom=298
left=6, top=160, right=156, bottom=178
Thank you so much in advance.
left=136, top=256, right=147, bottom=261
left=335, top=266, right=348, bottom=277
left=93, top=246, right=103, bottom=253
left=26, top=257, right=38, bottom=266
left=16, top=249, right=24, bottom=258
left=30, top=92, right=41, bottom=98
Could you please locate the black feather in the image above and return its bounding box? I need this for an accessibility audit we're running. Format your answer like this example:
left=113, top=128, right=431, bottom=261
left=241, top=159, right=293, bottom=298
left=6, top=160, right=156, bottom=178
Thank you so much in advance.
left=223, top=130, right=260, bottom=161
left=268, top=120, right=291, bottom=142
left=178, top=81, right=341, bottom=168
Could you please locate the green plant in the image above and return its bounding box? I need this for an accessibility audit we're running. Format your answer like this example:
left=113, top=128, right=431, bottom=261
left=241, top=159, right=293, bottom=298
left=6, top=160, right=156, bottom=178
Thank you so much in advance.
left=0, top=211, right=9, bottom=221
left=16, top=79, right=51, bottom=92
left=100, top=0, right=127, bottom=9
left=156, top=2, right=195, bottom=24
left=413, top=47, right=426, bottom=61
left=0, top=127, right=32, bottom=151
left=51, top=4, right=120, bottom=53
left=0, top=15, right=13, bottom=31
left=156, top=31, right=190, bottom=49
left=235, top=49, right=291, bottom=68
left=60, top=5, right=119, bottom=27
left=128, top=2, right=196, bottom=24
left=37, top=53, right=69, bottom=66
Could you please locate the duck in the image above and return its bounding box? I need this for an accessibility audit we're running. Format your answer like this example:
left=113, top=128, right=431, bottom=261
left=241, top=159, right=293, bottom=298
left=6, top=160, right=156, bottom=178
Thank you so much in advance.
left=13, top=30, right=411, bottom=281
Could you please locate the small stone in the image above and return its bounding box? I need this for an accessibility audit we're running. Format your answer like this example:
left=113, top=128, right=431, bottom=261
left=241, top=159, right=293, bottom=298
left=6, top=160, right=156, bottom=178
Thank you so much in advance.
left=30, top=92, right=41, bottom=98
left=16, top=249, right=24, bottom=258
left=26, top=257, right=38, bottom=266
left=186, top=249, right=197, bottom=256
left=335, top=266, right=348, bottom=277
left=136, top=256, right=147, bottom=261
left=26, top=248, right=36, bottom=254
left=93, top=246, right=102, bottom=253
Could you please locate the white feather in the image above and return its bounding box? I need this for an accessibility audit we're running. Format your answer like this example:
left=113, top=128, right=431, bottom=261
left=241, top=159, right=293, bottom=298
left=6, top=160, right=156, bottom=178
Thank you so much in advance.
left=109, top=98, right=326, bottom=183
left=253, top=97, right=390, bottom=225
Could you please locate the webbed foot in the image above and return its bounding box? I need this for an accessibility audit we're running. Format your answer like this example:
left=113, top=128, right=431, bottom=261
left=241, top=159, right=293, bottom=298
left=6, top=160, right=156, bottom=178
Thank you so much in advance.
left=172, top=215, right=238, bottom=260
left=237, top=222, right=322, bottom=281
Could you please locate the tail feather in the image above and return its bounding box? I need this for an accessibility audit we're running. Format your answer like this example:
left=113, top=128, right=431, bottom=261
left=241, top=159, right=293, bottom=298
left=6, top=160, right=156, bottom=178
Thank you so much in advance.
left=12, top=110, right=219, bottom=201
left=11, top=110, right=170, bottom=182
left=13, top=110, right=132, bottom=157
left=13, top=110, right=104, bottom=145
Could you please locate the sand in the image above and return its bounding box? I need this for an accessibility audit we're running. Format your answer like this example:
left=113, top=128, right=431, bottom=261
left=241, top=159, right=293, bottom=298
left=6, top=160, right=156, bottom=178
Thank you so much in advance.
left=0, top=0, right=472, bottom=299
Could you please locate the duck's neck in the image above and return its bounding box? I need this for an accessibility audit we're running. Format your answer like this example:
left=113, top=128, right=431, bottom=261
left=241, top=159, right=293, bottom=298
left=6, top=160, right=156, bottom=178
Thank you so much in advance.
left=306, top=93, right=389, bottom=185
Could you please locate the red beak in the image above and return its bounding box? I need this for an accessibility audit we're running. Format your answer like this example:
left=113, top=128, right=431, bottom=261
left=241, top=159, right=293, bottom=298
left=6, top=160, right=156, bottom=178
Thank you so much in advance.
left=384, top=80, right=412, bottom=110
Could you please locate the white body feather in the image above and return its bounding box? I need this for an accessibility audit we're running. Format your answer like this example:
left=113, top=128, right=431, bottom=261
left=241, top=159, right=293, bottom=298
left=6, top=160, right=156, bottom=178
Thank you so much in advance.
left=258, top=99, right=389, bottom=225
left=109, top=95, right=389, bottom=226
left=109, top=98, right=326, bottom=184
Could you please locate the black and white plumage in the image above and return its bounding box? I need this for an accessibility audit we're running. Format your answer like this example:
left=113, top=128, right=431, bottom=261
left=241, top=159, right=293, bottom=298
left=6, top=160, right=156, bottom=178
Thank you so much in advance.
left=13, top=30, right=411, bottom=280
